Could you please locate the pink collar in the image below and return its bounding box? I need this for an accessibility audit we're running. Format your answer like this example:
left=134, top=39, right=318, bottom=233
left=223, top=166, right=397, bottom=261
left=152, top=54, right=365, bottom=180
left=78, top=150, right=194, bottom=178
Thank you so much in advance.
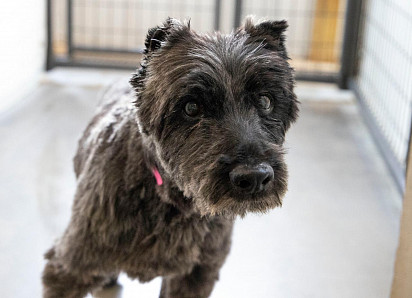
left=151, top=167, right=163, bottom=186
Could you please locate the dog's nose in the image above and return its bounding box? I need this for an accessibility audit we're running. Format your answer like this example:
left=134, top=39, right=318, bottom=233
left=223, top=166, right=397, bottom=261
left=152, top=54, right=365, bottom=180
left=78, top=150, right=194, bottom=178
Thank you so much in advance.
left=229, top=163, right=274, bottom=194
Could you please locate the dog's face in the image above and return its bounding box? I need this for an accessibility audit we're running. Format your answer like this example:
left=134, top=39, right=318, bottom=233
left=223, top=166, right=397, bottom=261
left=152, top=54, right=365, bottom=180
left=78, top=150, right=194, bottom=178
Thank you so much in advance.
left=131, top=18, right=299, bottom=217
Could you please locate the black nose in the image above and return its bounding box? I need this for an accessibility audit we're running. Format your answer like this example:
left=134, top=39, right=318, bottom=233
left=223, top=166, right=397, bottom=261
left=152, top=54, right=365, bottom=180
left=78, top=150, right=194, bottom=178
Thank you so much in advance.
left=229, top=163, right=274, bottom=194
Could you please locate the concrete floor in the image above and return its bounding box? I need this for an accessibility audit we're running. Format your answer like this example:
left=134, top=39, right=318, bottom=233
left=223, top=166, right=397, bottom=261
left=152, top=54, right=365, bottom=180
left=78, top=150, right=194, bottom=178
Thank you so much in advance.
left=0, top=68, right=401, bottom=298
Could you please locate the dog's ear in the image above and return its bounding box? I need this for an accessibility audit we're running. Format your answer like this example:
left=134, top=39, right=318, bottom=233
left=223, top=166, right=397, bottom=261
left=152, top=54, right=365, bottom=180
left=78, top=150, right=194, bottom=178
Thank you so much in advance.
left=144, top=18, right=190, bottom=53
left=243, top=17, right=288, bottom=56
left=131, top=18, right=190, bottom=92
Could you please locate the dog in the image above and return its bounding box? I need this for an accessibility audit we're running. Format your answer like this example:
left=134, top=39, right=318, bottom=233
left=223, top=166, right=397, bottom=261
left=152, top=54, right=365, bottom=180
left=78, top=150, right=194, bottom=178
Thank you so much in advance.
left=42, top=17, right=299, bottom=298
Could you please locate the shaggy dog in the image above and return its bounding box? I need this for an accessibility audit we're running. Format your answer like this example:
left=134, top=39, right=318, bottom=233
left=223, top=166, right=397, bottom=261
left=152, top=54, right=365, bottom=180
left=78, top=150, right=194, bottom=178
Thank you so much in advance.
left=42, top=17, right=299, bottom=298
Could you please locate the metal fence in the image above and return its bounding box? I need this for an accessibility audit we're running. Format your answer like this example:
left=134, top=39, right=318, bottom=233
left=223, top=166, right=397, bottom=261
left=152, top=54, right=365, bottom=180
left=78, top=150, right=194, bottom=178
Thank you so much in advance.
left=48, top=0, right=220, bottom=69
left=350, top=0, right=412, bottom=191
left=47, top=0, right=347, bottom=82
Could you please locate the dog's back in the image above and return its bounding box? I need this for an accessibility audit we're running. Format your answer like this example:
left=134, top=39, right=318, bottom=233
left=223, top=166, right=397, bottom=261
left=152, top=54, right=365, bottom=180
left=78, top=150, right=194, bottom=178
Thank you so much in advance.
left=73, top=80, right=137, bottom=178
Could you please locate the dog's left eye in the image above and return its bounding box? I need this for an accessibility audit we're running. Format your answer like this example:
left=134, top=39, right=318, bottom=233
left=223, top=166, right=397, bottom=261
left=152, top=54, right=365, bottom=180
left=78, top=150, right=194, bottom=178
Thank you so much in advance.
left=258, top=95, right=272, bottom=112
left=184, top=101, right=200, bottom=117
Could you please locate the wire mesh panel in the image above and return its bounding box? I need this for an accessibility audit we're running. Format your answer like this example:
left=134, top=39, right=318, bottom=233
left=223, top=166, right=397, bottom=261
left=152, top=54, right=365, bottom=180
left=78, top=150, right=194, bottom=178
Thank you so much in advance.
left=48, top=0, right=349, bottom=80
left=71, top=0, right=217, bottom=50
left=50, top=0, right=219, bottom=68
left=353, top=0, right=412, bottom=190
left=238, top=0, right=347, bottom=81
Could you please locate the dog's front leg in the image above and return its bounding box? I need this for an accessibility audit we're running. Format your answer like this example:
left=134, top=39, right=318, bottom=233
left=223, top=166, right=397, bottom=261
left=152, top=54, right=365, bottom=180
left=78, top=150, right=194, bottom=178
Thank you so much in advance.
left=159, top=264, right=221, bottom=298
left=42, top=256, right=104, bottom=298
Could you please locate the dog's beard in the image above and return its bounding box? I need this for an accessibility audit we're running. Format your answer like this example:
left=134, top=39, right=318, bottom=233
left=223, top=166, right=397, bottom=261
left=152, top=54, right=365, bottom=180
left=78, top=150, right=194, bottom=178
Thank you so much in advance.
left=194, top=190, right=284, bottom=218
left=149, top=133, right=289, bottom=217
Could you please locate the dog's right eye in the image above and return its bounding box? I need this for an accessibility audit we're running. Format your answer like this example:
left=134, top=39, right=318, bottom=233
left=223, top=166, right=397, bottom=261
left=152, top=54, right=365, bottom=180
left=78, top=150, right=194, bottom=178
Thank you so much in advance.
left=258, top=95, right=272, bottom=112
left=184, top=101, right=200, bottom=117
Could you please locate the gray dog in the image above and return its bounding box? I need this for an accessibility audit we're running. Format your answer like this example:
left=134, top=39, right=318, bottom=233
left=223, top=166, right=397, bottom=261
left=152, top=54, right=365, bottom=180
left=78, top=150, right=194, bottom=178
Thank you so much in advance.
left=42, top=17, right=299, bottom=298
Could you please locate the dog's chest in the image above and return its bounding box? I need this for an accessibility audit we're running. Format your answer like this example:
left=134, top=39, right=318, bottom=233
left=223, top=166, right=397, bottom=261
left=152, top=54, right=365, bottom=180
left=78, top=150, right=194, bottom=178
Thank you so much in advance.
left=124, top=210, right=213, bottom=281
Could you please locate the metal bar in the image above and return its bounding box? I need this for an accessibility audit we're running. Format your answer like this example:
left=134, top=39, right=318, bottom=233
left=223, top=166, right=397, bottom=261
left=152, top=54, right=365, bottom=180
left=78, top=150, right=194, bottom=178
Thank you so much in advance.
left=295, top=73, right=339, bottom=83
left=350, top=79, right=405, bottom=193
left=234, top=0, right=243, bottom=28
left=72, top=46, right=144, bottom=55
left=57, top=56, right=339, bottom=82
left=46, top=0, right=54, bottom=70
left=54, top=57, right=137, bottom=70
left=338, top=0, right=363, bottom=89
left=67, top=0, right=73, bottom=58
left=214, top=0, right=221, bottom=31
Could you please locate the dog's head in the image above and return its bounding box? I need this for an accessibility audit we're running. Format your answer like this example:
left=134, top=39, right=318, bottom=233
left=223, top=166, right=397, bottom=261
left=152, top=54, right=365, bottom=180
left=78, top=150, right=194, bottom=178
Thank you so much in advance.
left=131, top=17, right=299, bottom=217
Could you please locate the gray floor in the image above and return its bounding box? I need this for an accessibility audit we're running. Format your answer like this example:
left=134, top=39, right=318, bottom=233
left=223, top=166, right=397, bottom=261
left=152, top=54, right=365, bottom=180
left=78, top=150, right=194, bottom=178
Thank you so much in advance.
left=0, top=69, right=401, bottom=298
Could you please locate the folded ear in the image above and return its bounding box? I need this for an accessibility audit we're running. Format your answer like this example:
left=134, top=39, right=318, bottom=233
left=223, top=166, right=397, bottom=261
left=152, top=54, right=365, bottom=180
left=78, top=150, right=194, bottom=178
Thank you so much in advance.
left=131, top=18, right=189, bottom=91
left=243, top=17, right=288, bottom=57
left=144, top=17, right=190, bottom=53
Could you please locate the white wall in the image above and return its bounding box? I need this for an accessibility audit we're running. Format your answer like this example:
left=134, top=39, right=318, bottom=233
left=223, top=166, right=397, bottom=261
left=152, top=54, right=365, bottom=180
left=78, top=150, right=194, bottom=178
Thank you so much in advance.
left=0, top=0, right=45, bottom=114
